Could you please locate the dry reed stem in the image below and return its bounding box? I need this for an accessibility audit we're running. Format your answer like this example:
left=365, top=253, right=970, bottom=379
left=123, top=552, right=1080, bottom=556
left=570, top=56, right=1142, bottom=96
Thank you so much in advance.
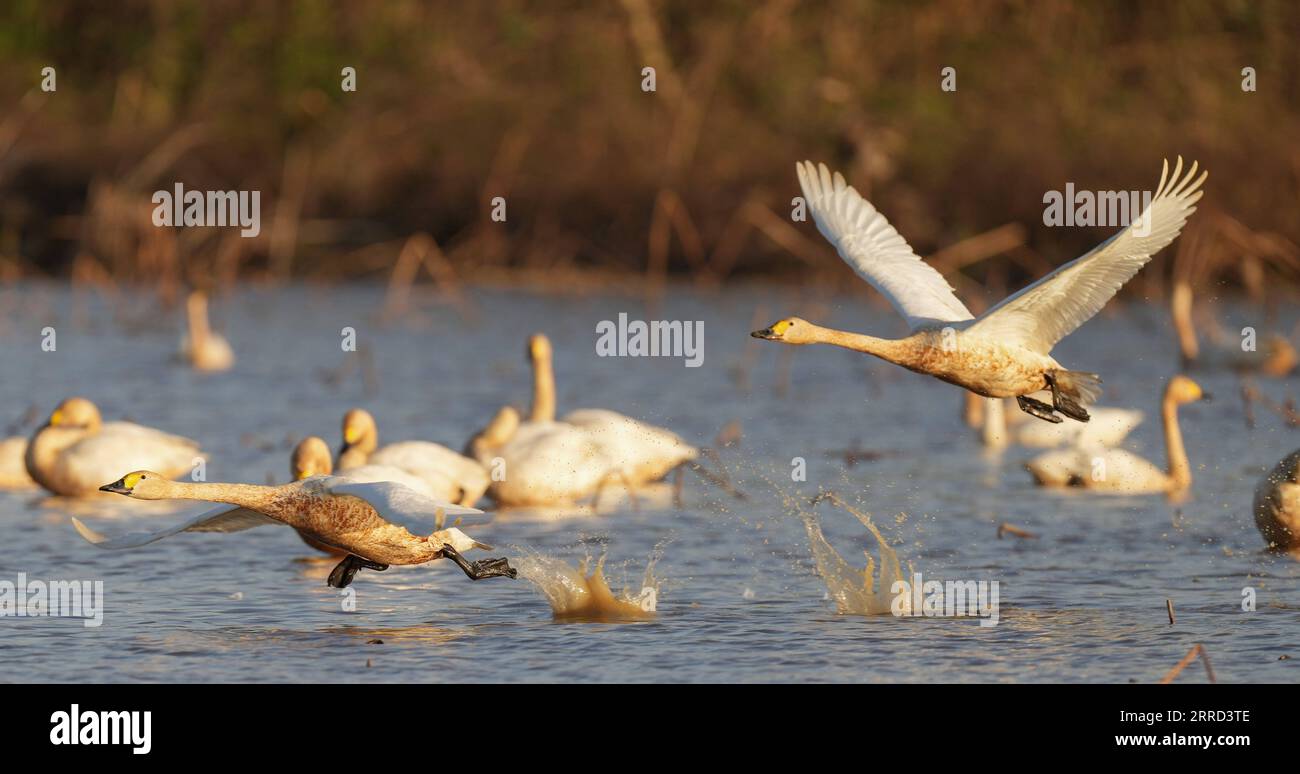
left=997, top=522, right=1038, bottom=540
left=269, top=144, right=312, bottom=280
left=928, top=223, right=1027, bottom=272
left=1158, top=643, right=1216, bottom=684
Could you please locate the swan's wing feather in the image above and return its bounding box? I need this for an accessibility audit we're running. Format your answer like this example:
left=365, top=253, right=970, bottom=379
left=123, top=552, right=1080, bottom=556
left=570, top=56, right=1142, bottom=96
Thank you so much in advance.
left=325, top=478, right=489, bottom=533
left=798, top=161, right=974, bottom=330
left=72, top=504, right=278, bottom=549
left=969, top=158, right=1207, bottom=354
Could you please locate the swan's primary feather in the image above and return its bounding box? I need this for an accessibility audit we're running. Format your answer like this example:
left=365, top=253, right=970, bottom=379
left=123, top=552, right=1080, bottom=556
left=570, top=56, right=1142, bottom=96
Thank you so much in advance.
left=969, top=157, right=1207, bottom=354
left=797, top=160, right=974, bottom=330
left=72, top=505, right=277, bottom=549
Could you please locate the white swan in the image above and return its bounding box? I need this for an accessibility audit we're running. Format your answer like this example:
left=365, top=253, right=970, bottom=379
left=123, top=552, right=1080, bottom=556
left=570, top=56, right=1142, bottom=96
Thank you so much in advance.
left=180, top=291, right=235, bottom=372
left=1253, top=449, right=1300, bottom=556
left=0, top=435, right=34, bottom=489
left=337, top=408, right=489, bottom=507
left=76, top=471, right=516, bottom=588
left=25, top=398, right=202, bottom=497
left=978, top=394, right=1144, bottom=449
left=1025, top=376, right=1207, bottom=496
left=527, top=333, right=697, bottom=485
left=753, top=158, right=1207, bottom=424
left=467, top=405, right=618, bottom=507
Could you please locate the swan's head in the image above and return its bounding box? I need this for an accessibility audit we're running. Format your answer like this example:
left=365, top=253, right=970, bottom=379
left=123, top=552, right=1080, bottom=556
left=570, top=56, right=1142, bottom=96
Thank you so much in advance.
left=1166, top=375, right=1210, bottom=405
left=99, top=470, right=169, bottom=499
left=751, top=317, right=813, bottom=344
left=339, top=408, right=378, bottom=458
left=47, top=397, right=102, bottom=431
left=527, top=333, right=552, bottom=363
left=292, top=436, right=333, bottom=480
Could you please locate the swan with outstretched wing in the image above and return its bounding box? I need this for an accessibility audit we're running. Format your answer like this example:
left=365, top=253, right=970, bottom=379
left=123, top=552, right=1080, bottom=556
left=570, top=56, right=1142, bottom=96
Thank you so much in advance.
left=753, top=158, right=1207, bottom=424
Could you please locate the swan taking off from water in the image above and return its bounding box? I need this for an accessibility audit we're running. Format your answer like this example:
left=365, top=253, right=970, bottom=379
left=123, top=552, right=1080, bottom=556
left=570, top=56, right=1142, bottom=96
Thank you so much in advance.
left=1254, top=449, right=1300, bottom=556
left=1025, top=376, right=1208, bottom=496
left=25, top=398, right=201, bottom=497
left=754, top=158, right=1208, bottom=424
left=77, top=471, right=516, bottom=588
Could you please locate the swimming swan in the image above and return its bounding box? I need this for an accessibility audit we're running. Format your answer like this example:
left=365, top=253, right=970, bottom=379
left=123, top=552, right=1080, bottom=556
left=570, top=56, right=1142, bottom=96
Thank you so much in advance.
left=26, top=397, right=201, bottom=497
left=1253, top=449, right=1300, bottom=556
left=180, top=291, right=235, bottom=372
left=77, top=471, right=517, bottom=588
left=467, top=405, right=618, bottom=507
left=527, top=333, right=697, bottom=485
left=1024, top=376, right=1208, bottom=496
left=337, top=408, right=489, bottom=507
left=978, top=394, right=1144, bottom=449
left=754, top=159, right=1207, bottom=424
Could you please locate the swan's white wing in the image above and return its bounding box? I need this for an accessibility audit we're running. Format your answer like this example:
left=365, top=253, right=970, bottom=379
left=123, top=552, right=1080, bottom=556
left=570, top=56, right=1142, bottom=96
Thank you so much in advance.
left=968, top=158, right=1207, bottom=354
left=797, top=161, right=974, bottom=330
left=72, top=504, right=278, bottom=549
left=324, top=478, right=489, bottom=535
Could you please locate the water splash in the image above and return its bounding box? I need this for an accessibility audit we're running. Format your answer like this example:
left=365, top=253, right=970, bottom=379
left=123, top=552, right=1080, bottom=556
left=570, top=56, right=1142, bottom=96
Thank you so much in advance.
left=801, top=494, right=914, bottom=616
left=514, top=549, right=659, bottom=622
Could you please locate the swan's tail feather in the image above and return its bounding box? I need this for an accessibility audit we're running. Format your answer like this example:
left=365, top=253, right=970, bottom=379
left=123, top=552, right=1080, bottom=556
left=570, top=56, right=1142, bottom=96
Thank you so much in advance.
left=1054, top=370, right=1103, bottom=406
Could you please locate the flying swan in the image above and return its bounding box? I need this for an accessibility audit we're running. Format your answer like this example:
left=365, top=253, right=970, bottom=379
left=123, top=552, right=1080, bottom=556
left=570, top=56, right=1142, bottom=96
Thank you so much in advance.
left=753, top=158, right=1207, bottom=424
left=75, top=471, right=517, bottom=588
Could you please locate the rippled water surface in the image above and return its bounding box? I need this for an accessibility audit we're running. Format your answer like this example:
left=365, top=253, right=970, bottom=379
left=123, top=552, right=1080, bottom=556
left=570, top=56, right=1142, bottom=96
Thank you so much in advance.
left=1, top=283, right=1297, bottom=682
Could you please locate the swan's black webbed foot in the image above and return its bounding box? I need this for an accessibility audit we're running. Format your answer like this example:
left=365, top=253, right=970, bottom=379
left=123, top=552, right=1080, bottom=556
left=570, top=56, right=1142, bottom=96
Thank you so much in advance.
left=1017, top=394, right=1063, bottom=423
left=327, top=554, right=390, bottom=588
left=1045, top=371, right=1091, bottom=422
left=440, top=545, right=518, bottom=580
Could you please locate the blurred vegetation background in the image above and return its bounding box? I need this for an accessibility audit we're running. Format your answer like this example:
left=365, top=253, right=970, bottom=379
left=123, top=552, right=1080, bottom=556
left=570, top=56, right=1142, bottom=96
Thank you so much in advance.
left=0, top=0, right=1297, bottom=303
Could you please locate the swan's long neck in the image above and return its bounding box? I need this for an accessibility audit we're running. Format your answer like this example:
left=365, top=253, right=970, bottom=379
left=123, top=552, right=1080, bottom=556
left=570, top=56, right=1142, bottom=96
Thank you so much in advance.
left=805, top=324, right=915, bottom=367
left=530, top=350, right=556, bottom=423
left=982, top=397, right=1008, bottom=449
left=1162, top=396, right=1192, bottom=492
left=1170, top=281, right=1198, bottom=362
left=155, top=480, right=282, bottom=513
left=25, top=426, right=84, bottom=491
left=187, top=293, right=211, bottom=347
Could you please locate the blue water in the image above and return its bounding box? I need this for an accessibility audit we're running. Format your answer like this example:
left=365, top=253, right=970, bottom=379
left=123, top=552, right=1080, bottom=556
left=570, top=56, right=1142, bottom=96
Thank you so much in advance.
left=1, top=282, right=1296, bottom=682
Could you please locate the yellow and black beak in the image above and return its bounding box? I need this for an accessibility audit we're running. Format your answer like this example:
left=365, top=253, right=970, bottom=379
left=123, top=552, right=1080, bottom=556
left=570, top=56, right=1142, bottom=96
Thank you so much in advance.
left=99, top=477, right=132, bottom=495
left=751, top=327, right=778, bottom=340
